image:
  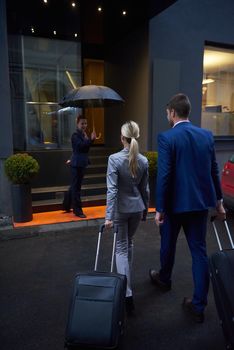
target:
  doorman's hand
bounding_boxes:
[155,211,165,226]
[91,131,97,141]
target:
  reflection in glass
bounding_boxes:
[8,35,82,150]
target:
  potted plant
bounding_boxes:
[144,151,158,208]
[4,153,39,223]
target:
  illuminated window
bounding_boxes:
[8,36,82,150]
[201,45,234,136]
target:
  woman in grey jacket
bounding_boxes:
[105,121,149,316]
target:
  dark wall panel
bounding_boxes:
[0,0,13,158]
[151,58,180,150]
[149,0,234,154]
[105,24,149,152]
[0,0,13,215]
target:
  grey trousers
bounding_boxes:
[114,211,142,297]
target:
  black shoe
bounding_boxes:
[73,210,87,218]
[125,296,135,317]
[182,297,204,323]
[149,269,171,291]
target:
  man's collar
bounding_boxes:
[173,120,190,128]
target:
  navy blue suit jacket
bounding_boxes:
[156,121,222,214]
[70,129,93,168]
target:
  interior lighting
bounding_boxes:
[53,30,57,35]
[122,10,127,16]
[66,70,77,89]
[74,33,78,38]
[71,2,76,7]
[202,78,215,84]
[43,0,48,3]
[31,27,35,33]
[97,7,102,12]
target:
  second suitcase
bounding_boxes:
[65,224,127,349]
[209,216,234,349]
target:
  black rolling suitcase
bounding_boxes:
[65,224,127,349]
[209,216,234,349]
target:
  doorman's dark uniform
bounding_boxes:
[70,129,94,215]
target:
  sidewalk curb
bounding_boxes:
[0,218,104,241]
[0,213,156,241]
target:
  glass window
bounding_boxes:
[8,35,82,150]
[201,46,234,136]
[229,154,234,163]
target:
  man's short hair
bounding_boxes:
[167,93,191,118]
[76,115,86,124]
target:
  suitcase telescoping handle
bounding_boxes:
[94,224,118,273]
[210,216,234,251]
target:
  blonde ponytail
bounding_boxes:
[129,138,139,177]
[121,121,140,178]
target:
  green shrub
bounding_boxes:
[143,151,158,178]
[4,153,39,184]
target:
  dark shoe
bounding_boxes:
[149,269,171,291]
[73,210,87,218]
[125,296,135,317]
[182,297,204,323]
[78,213,86,218]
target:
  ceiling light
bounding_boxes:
[202,78,215,84]
[53,30,56,35]
[122,10,127,16]
[66,70,77,89]
[31,27,35,33]
[98,7,102,12]
[71,2,76,7]
[43,0,48,3]
[74,33,78,38]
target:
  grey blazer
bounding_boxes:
[106,148,149,221]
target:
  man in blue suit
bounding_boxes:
[149,93,226,323]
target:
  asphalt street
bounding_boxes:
[0,212,234,350]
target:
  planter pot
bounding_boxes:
[149,175,156,208]
[11,184,33,223]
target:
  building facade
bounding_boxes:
[148,0,234,166]
[1,0,234,217]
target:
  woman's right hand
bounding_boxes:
[105,219,113,229]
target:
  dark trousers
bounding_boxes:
[62,187,72,212]
[71,166,85,213]
[159,210,209,313]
